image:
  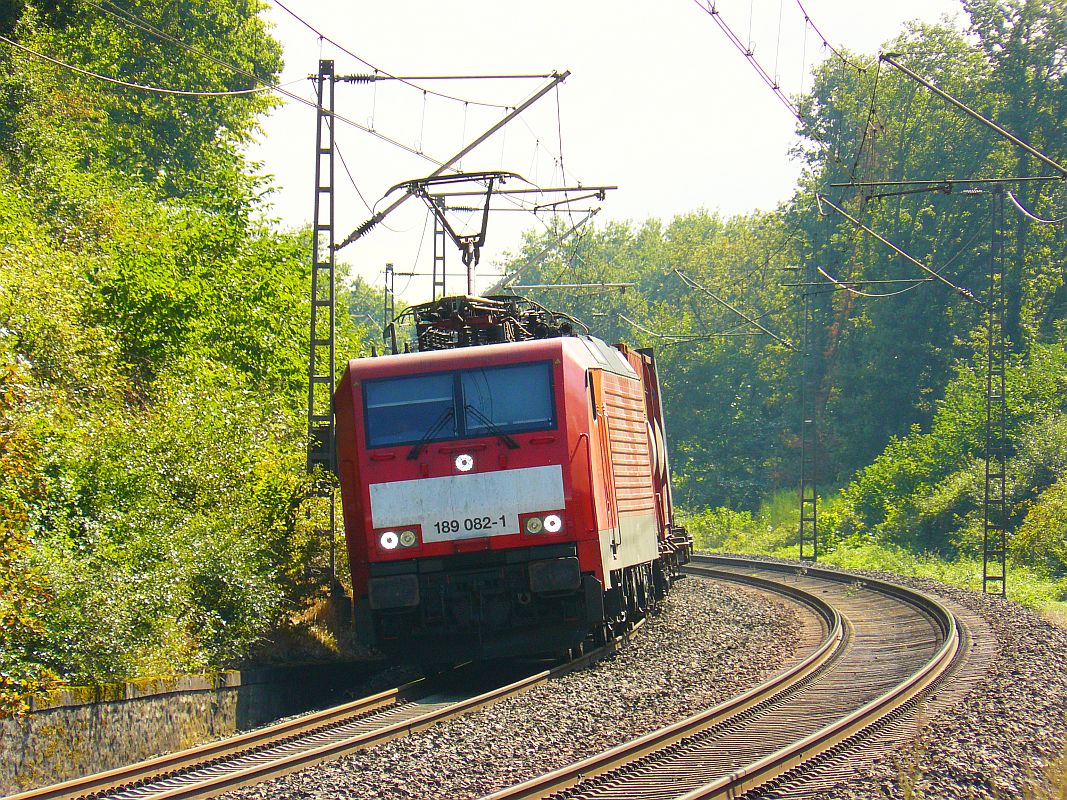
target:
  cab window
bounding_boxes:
[363,373,457,448]
[461,362,555,435]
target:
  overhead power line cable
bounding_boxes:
[848,59,882,186]
[335,138,374,214]
[269,0,523,110]
[620,312,781,348]
[691,0,803,124]
[792,0,866,73]
[336,72,570,251]
[831,176,1062,188]
[880,53,1067,178]
[487,208,599,293]
[812,219,986,299]
[816,194,981,303]
[692,0,868,147]
[86,0,448,166]
[674,269,797,350]
[0,34,282,95]
[85,0,585,254]
[347,73,557,82]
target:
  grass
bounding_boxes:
[1026,741,1067,800]
[1042,602,1067,630]
[682,490,1067,617]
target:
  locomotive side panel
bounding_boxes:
[592,367,661,581]
[624,345,690,566]
[618,346,674,536]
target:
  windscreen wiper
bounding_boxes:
[464,405,520,450]
[406,407,456,460]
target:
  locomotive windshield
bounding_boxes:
[363,373,458,448]
[363,361,555,449]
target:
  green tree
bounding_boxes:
[0,352,57,714]
[2,0,282,210]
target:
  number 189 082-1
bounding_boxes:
[434,514,507,534]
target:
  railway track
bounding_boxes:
[8,628,639,800]
[481,554,964,800]
[10,556,970,800]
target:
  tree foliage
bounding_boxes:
[2,0,1065,707]
[0,1,366,707]
[1,0,282,208]
[501,0,1065,584]
[502,211,798,509]
[0,352,57,715]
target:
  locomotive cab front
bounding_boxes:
[335,339,605,660]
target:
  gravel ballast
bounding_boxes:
[797,564,1067,800]
[223,576,803,800]
[222,555,1066,800]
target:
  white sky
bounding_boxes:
[247,0,965,301]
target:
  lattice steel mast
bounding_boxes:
[798,256,819,562]
[307,59,337,476]
[383,262,395,334]
[306,59,337,579]
[432,200,448,300]
[983,189,1008,596]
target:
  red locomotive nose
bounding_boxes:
[333,303,690,661]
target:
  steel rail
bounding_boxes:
[676,556,959,800]
[480,569,844,800]
[10,625,641,800]
[482,554,960,800]
[5,672,435,800]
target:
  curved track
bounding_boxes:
[481,554,964,800]
[11,556,970,800]
[8,627,639,800]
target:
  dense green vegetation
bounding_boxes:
[505,0,1065,605]
[0,0,362,714]
[0,0,1062,717]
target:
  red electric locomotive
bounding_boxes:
[334,296,690,659]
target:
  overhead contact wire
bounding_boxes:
[87,0,449,166]
[335,138,374,214]
[0,34,281,95]
[269,0,519,110]
[692,0,803,123]
[619,313,700,343]
[848,59,882,186]
[1006,190,1066,225]
[674,269,797,350]
[793,0,866,73]
[816,266,927,298]
[816,194,981,303]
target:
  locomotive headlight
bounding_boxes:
[379,531,399,550]
[455,453,474,472]
[524,516,544,534]
[398,529,418,548]
[543,514,563,533]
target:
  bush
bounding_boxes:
[27,363,321,682]
[0,355,57,714]
[831,342,1067,574]
[684,490,799,555]
[1014,475,1067,575]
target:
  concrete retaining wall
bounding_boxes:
[0,660,383,795]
